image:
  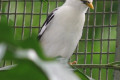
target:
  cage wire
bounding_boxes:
[0,0,120,80]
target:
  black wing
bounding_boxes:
[38,8,58,40]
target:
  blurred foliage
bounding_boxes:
[0,0,119,80]
[0,17,48,80]
[0,16,83,80]
[0,60,48,80]
[0,13,92,80]
[0,15,53,61]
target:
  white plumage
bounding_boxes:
[39,0,93,60]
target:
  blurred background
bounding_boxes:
[0,0,119,80]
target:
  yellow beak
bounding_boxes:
[86,2,94,9]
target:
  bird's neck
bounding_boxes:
[63,0,88,13]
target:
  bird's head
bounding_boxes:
[81,0,94,9]
[65,0,94,11]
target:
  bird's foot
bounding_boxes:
[69,61,77,65]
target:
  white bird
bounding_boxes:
[38,0,94,64]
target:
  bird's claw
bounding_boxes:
[69,61,77,65]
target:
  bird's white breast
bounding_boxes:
[40,6,85,59]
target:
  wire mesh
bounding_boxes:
[114,0,120,79]
[0,0,119,80]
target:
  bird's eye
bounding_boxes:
[81,0,90,4]
[86,1,90,3]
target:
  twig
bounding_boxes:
[73,64,120,70]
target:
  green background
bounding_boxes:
[0,0,118,80]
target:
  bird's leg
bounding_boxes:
[56,57,77,65]
[69,61,77,65]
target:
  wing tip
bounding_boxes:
[37,35,42,40]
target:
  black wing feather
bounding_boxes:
[38,8,58,40]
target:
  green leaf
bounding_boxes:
[0,60,48,80]
[72,66,94,80]
[74,69,89,80]
[0,16,14,44]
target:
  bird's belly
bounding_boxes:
[40,9,85,58]
[40,24,83,59]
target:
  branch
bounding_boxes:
[73,64,120,70]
